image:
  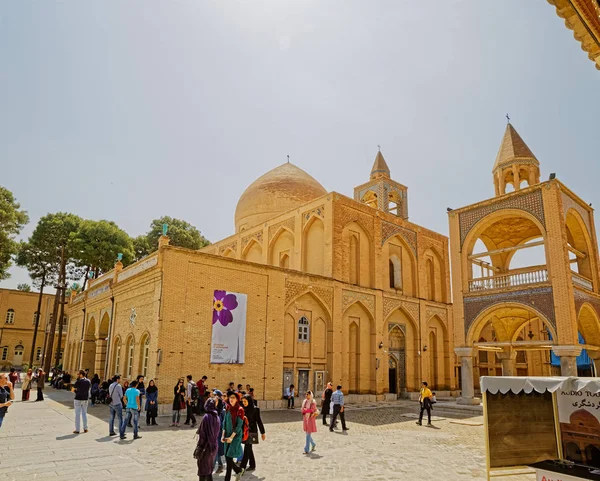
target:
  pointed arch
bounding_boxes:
[268,227,294,268]
[139,331,151,378]
[342,221,373,288]
[578,303,600,347]
[383,234,416,296]
[424,247,447,303]
[81,316,96,373]
[467,302,557,346]
[124,334,135,380]
[302,216,325,275]
[343,301,376,393]
[242,239,263,264]
[566,209,594,279]
[386,307,419,391]
[112,335,122,375]
[427,315,449,390]
[222,248,236,259]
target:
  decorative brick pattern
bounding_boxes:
[464,287,556,337]
[573,288,600,319]
[218,241,238,255]
[381,221,417,255]
[284,280,333,314]
[459,189,546,246]
[337,204,375,237]
[388,322,406,335]
[562,192,592,235]
[241,230,263,250]
[268,217,296,243]
[382,296,419,322]
[342,289,375,316]
[426,305,447,322]
[302,205,325,228]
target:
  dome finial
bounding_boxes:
[287,154,290,163]
[506,113,510,124]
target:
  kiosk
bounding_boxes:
[480,376,600,480]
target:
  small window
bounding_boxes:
[35,347,42,361]
[1,347,8,361]
[5,309,15,324]
[297,316,310,342]
[33,311,39,325]
[62,315,68,327]
[142,337,150,378]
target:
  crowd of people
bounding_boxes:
[1,365,437,481]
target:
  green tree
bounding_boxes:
[146,216,210,251]
[70,219,134,288]
[16,239,59,367]
[133,235,151,262]
[29,212,82,373]
[16,283,31,292]
[0,186,29,279]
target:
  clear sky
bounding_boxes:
[1,1,599,290]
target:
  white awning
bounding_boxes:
[480,376,600,394]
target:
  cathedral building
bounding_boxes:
[64,152,454,406]
[449,123,600,404]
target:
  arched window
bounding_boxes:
[426,258,435,301]
[140,335,150,378]
[280,252,290,269]
[126,337,135,378]
[389,255,402,289]
[32,311,39,325]
[35,347,42,361]
[62,315,68,327]
[1,346,8,361]
[298,316,310,342]
[5,309,15,324]
[114,339,122,375]
[349,233,360,285]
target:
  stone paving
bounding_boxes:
[0,388,535,481]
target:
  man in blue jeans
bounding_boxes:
[121,380,142,440]
[72,370,91,434]
[108,375,124,437]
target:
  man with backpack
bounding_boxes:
[184,374,197,427]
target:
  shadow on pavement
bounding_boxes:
[56,433,79,441]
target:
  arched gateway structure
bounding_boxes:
[449,123,600,404]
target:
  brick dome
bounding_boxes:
[235,162,326,233]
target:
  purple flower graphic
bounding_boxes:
[212,290,238,326]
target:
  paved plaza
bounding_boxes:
[1,388,534,481]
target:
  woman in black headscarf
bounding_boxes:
[240,394,265,472]
[195,397,221,481]
[145,380,158,426]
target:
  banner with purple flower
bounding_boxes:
[210,290,247,364]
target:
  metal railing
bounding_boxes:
[572,272,593,291]
[469,267,549,292]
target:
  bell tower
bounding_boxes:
[493,123,541,196]
[354,150,408,219]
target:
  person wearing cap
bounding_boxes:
[108,375,125,437]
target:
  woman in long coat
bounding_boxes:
[145,380,158,425]
[240,394,266,471]
[195,398,221,481]
[172,378,186,427]
[222,392,244,481]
